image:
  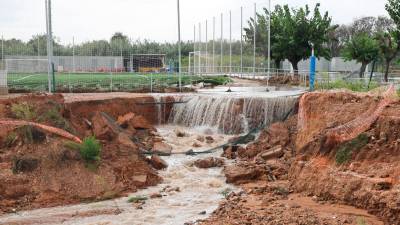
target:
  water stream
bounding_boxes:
[0,87,303,225]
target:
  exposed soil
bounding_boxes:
[201,90,399,225]
[0,94,170,213]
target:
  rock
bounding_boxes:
[132,175,148,186]
[92,112,119,140]
[260,145,284,160]
[152,142,173,155]
[197,136,205,142]
[150,193,163,199]
[224,164,264,184]
[192,142,202,148]
[150,155,168,170]
[175,129,187,137]
[130,115,154,130]
[267,123,289,146]
[117,133,137,150]
[117,112,135,128]
[205,136,215,144]
[194,157,225,169]
[222,146,238,159]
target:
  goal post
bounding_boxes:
[0,70,7,95]
[130,54,166,73]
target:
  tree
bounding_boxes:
[110,32,131,56]
[248,4,334,75]
[244,6,285,69]
[376,32,399,82]
[386,0,400,28]
[342,33,380,78]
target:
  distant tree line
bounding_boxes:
[1,0,399,80]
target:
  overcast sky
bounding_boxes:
[0,0,389,44]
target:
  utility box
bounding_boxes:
[0,70,8,95]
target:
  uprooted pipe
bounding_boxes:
[323,85,396,147]
[0,120,82,143]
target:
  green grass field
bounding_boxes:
[7,72,231,92]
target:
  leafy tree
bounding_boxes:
[245,4,334,75]
[342,33,380,78]
[375,32,399,82]
[386,0,400,28]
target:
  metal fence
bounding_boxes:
[1,0,397,94]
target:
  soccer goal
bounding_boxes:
[130,54,166,73]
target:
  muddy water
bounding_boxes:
[0,126,236,225]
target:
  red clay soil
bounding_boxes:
[0,94,169,213]
[201,91,399,225]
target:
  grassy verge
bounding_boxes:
[317,80,379,92]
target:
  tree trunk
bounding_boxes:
[290,61,299,76]
[274,60,281,72]
[359,63,367,78]
[384,61,390,83]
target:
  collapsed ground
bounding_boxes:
[0,94,172,213]
[200,90,400,225]
[0,86,399,225]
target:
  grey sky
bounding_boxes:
[0,0,389,44]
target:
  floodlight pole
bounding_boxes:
[213,17,216,74]
[220,13,223,74]
[240,7,243,77]
[205,20,208,74]
[267,0,271,87]
[193,25,196,74]
[253,3,256,79]
[45,0,54,93]
[72,36,75,73]
[198,23,201,75]
[229,10,232,75]
[1,35,4,62]
[177,0,182,91]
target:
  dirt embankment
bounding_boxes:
[0,94,173,213]
[201,91,399,225]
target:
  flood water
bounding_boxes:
[0,126,237,225]
[0,86,303,225]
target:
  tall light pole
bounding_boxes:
[177,0,182,91]
[240,7,243,77]
[253,3,257,78]
[267,0,271,87]
[45,0,54,93]
[213,17,215,73]
[193,25,196,74]
[229,10,232,75]
[220,13,223,73]
[198,22,201,74]
[205,20,208,74]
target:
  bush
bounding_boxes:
[11,102,36,120]
[79,136,102,162]
[4,132,17,147]
[39,107,74,133]
[335,133,369,165]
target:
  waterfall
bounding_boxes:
[168,95,298,134]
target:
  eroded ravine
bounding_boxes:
[0,125,237,225]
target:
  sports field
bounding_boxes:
[7,72,231,92]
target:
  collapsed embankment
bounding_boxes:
[0,94,176,213]
[201,90,399,225]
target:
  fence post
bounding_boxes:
[253,3,257,79]
[240,7,243,78]
[220,13,223,74]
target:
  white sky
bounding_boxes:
[0,0,389,44]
